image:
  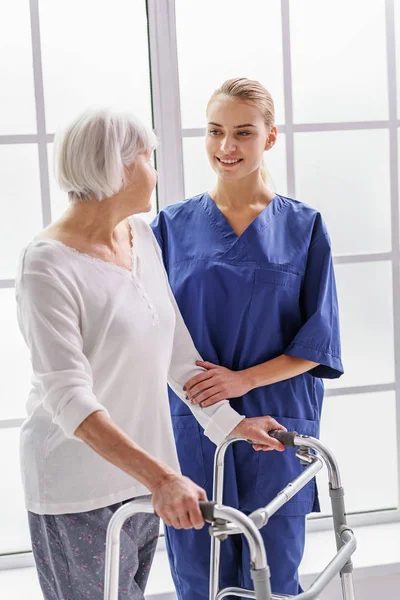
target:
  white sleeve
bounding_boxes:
[148,228,245,446]
[16,247,108,438]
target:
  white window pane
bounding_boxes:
[290,0,388,123]
[0,289,32,420]
[183,136,287,199]
[315,392,398,515]
[0,1,36,134]
[265,133,287,197]
[294,129,391,255]
[326,262,395,390]
[176,0,285,129]
[47,143,69,222]
[39,0,152,133]
[0,145,43,279]
[182,137,218,199]
[394,1,400,116]
[0,429,31,553]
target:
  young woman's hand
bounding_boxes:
[230,416,286,452]
[184,361,251,407]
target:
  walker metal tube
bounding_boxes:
[215,588,294,600]
[103,499,154,600]
[341,571,356,600]
[210,437,243,600]
[213,504,271,600]
[293,529,357,600]
[215,587,256,600]
[216,588,256,600]
[249,456,323,528]
[276,433,357,599]
[211,455,323,537]
[213,506,267,570]
[292,435,342,489]
[212,438,238,503]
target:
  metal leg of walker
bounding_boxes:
[295,436,356,600]
[103,499,155,600]
[208,432,357,600]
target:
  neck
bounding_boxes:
[57,195,135,247]
[210,173,275,210]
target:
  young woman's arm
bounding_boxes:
[185,355,318,407]
[185,229,343,407]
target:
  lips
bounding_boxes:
[216,157,243,165]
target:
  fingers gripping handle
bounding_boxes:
[155,501,216,522]
[268,430,298,448]
[199,501,217,522]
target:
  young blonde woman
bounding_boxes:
[152,78,343,597]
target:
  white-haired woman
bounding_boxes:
[16,109,285,600]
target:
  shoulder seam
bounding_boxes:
[309,232,329,250]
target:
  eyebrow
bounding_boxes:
[208,122,256,129]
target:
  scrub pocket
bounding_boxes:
[256,415,318,514]
[248,267,302,333]
[171,414,207,488]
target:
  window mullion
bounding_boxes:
[146,0,185,209]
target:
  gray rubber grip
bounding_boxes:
[268,430,298,448]
[199,501,217,522]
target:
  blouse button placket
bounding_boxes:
[132,275,159,325]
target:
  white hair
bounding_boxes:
[54,108,157,202]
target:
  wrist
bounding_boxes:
[230,416,247,438]
[241,366,259,390]
[145,463,177,493]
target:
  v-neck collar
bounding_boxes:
[200,191,286,244]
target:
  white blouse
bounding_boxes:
[16,216,244,515]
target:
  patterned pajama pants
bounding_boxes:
[28,496,160,600]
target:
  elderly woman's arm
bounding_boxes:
[74,411,206,528]
[16,246,206,529]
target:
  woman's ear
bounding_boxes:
[265,126,278,151]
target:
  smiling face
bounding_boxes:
[206,95,276,183]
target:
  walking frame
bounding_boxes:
[103,430,357,600]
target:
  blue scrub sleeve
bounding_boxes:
[150,213,167,266]
[284,232,344,379]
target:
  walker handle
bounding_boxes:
[268,429,298,448]
[199,501,217,522]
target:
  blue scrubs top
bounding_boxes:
[151,192,343,516]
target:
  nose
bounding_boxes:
[220,135,237,154]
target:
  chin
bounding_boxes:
[140,202,152,214]
[219,171,242,182]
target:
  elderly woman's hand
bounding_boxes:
[151,473,207,530]
[184,360,251,407]
[231,416,287,452]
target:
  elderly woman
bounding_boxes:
[16,109,285,600]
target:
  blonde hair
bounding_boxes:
[207,78,275,184]
[54,108,157,202]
